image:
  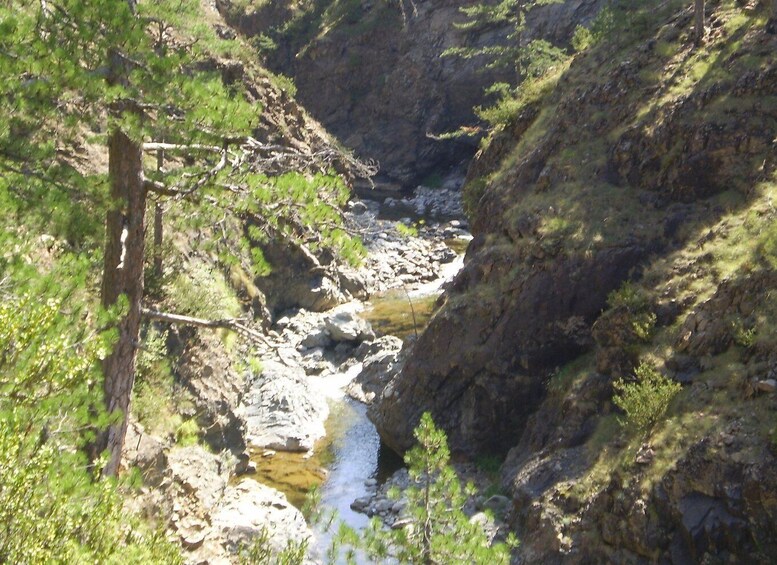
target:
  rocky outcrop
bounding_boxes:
[372,0,777,455]
[346,336,405,404]
[219,0,606,189]
[176,330,247,452]
[369,3,777,563]
[210,481,310,559]
[370,244,649,455]
[254,236,353,316]
[126,444,311,563]
[241,359,329,452]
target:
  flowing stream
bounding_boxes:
[242,194,470,559]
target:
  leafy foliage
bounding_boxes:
[613,362,681,433]
[167,261,242,320]
[0,294,180,562]
[238,527,308,565]
[607,282,657,342]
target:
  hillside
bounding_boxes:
[370,0,777,561]
[0,0,375,561]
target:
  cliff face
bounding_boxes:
[369,1,777,562]
[218,0,605,190]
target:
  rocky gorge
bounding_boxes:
[128,1,777,563]
[123,182,473,563]
[217,0,608,190]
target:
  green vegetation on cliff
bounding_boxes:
[0,294,180,562]
[371,0,777,561]
[487,0,777,560]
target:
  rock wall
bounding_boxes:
[369,2,777,562]
[219,0,606,189]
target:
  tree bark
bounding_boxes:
[95,128,146,476]
[153,149,163,279]
[695,0,705,46]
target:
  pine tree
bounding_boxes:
[0,0,373,475]
[444,0,565,82]
[329,413,518,564]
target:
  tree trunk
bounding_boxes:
[95,128,146,476]
[695,0,705,46]
[152,148,164,280]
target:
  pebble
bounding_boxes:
[374,499,393,513]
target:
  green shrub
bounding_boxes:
[607,281,648,311]
[608,281,657,341]
[167,261,242,320]
[571,25,594,52]
[176,419,201,447]
[266,71,297,97]
[238,527,308,565]
[731,320,757,348]
[613,362,681,434]
[396,221,419,238]
[475,454,503,475]
[475,58,569,129]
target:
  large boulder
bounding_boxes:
[161,446,313,562]
[324,310,375,343]
[347,336,404,404]
[240,359,329,452]
[253,237,348,316]
[122,420,168,487]
[210,481,311,557]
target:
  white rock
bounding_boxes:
[241,360,329,452]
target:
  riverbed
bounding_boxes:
[240,189,471,558]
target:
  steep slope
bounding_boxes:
[217,0,605,190]
[370,0,777,561]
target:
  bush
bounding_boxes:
[613,362,681,433]
[607,281,656,342]
[238,527,307,565]
[167,261,242,320]
[396,221,419,238]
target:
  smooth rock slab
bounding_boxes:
[324,310,375,343]
[211,481,311,557]
[241,359,329,452]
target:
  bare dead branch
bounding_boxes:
[141,307,270,346]
[143,142,223,153]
